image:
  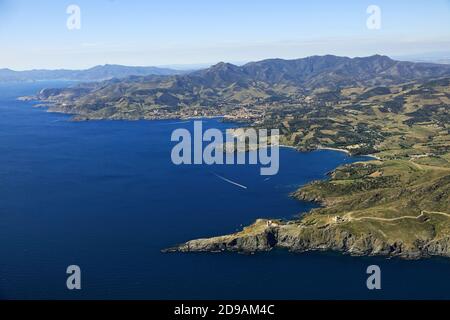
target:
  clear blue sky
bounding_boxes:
[1,0,450,70]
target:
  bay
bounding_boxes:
[0,82,449,300]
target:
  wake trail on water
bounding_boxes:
[213,173,248,190]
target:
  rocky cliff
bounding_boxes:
[164,159,450,260]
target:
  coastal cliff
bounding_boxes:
[163,218,450,259]
[165,159,450,259]
[164,220,442,259]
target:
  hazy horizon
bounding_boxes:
[2,51,450,72]
[1,0,450,70]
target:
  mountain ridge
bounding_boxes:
[30,54,450,121]
[0,64,182,82]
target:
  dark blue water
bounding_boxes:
[1,82,450,300]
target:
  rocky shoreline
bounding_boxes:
[164,158,450,260]
[162,218,450,260]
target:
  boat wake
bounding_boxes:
[213,173,248,190]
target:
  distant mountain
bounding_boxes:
[187,54,450,89]
[33,55,450,120]
[0,64,182,82]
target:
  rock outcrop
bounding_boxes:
[163,218,450,260]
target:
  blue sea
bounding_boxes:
[1,82,450,300]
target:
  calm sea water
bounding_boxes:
[1,82,450,300]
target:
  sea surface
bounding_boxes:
[1,82,450,300]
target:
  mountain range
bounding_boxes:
[190,54,450,88]
[32,54,450,120]
[0,64,181,82]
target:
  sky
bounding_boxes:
[1,0,450,70]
